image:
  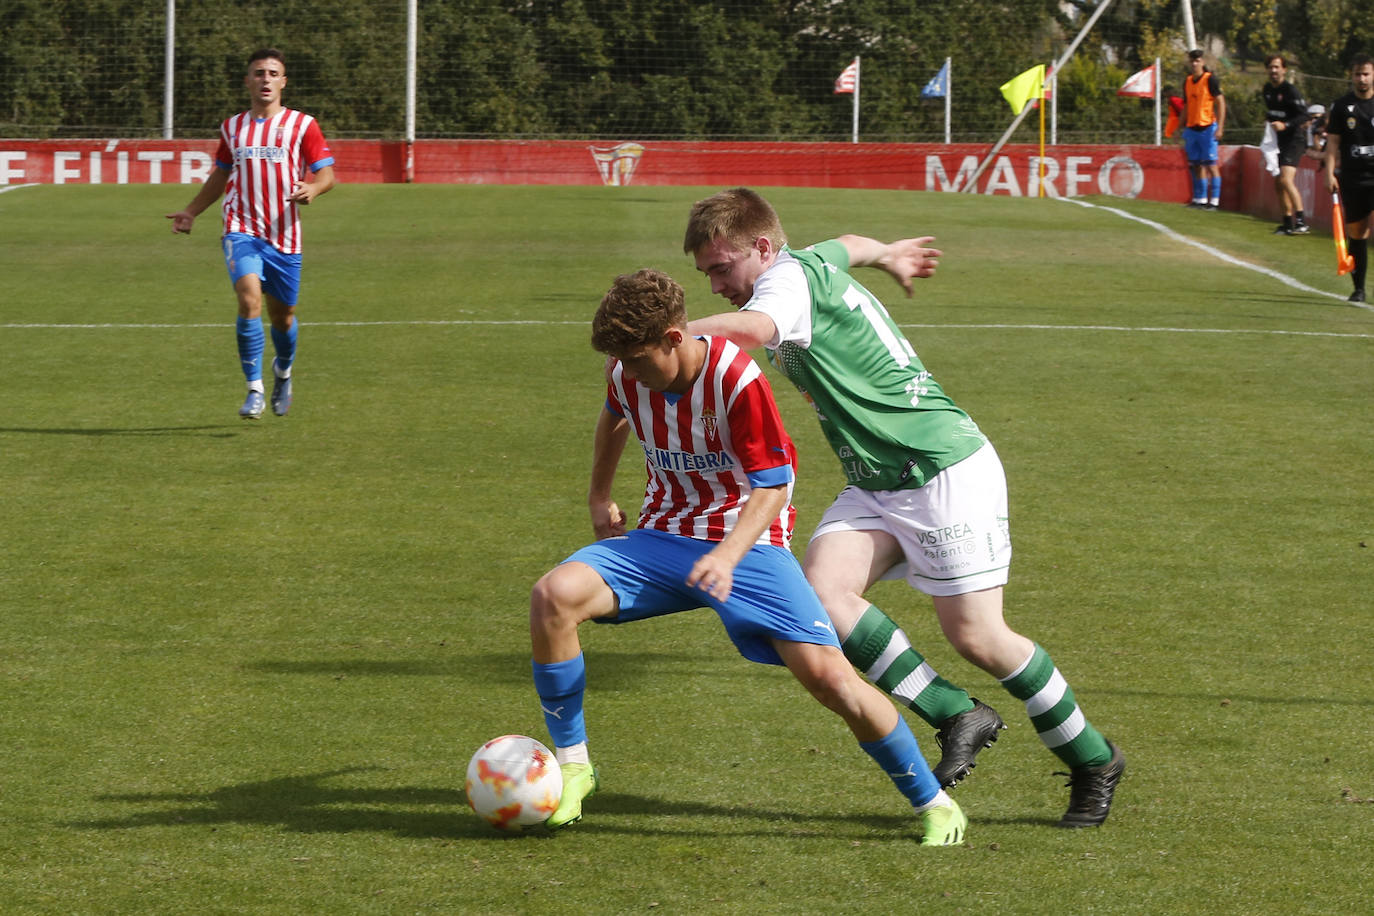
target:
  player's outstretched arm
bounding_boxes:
[685,309,778,349]
[837,234,941,297]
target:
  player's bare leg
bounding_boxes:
[529,562,616,827]
[234,274,267,418]
[773,639,965,846]
[805,529,1003,786]
[935,589,1124,827]
[265,296,296,416]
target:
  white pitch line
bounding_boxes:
[898,323,1374,340]
[1063,196,1374,313]
[5,194,1372,333]
[0,320,585,329]
[3,319,1371,340]
[0,183,39,195]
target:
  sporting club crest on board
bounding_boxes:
[590,143,645,186]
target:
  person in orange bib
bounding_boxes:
[1182,50,1226,209]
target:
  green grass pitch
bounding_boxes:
[1,183,1371,914]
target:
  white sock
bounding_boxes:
[914,789,953,812]
[555,743,589,766]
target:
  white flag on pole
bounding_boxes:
[834,58,859,94]
[1117,63,1157,98]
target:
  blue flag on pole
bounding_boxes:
[921,60,949,98]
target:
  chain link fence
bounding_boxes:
[4,0,1339,145]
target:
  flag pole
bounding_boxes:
[1153,57,1161,146]
[851,56,861,144]
[963,0,1117,192]
[943,57,952,144]
[1050,67,1057,146]
[1039,83,1046,197]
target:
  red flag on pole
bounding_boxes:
[1117,63,1157,98]
[834,58,859,94]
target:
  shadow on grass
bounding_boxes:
[72,768,496,840]
[0,425,238,437]
[72,769,1043,839]
[1093,686,1374,707]
[244,649,736,691]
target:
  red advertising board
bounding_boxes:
[0,137,1318,225]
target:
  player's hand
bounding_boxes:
[686,551,736,601]
[879,237,942,296]
[288,181,315,204]
[166,211,195,234]
[590,499,627,540]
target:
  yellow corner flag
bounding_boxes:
[1000,64,1045,114]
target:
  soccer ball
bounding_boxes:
[465,734,563,830]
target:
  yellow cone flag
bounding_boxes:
[1000,64,1045,114]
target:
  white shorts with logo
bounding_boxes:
[810,441,1011,597]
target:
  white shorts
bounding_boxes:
[810,442,1011,597]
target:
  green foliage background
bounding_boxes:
[3,0,1373,142]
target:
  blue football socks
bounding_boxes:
[236,316,265,384]
[270,320,298,375]
[859,716,941,808]
[532,654,589,748]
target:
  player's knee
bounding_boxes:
[529,568,582,630]
[949,637,1001,672]
[801,660,864,717]
[805,576,864,625]
[236,292,263,318]
[530,564,606,632]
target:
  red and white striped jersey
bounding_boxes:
[214,108,333,254]
[607,335,798,547]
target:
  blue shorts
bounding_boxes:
[1184,123,1219,165]
[565,528,839,666]
[222,233,302,307]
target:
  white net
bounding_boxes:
[1,0,1366,143]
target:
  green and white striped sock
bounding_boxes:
[842,604,975,727]
[1000,643,1111,768]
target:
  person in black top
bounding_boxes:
[1326,55,1374,302]
[1263,55,1311,234]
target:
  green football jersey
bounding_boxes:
[748,240,986,490]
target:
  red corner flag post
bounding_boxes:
[1117,63,1157,98]
[834,57,860,143]
[1118,61,1162,145]
[1333,191,1356,275]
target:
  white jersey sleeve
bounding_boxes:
[744,252,814,349]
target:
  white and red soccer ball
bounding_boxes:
[465,734,562,830]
